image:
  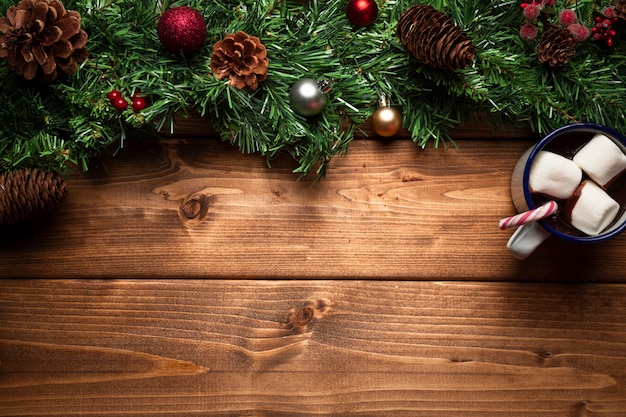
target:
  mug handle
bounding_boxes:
[506,221,551,259]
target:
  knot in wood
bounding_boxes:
[181,198,202,219]
[295,306,315,326]
[285,305,316,333]
[178,194,215,226]
[538,350,553,359]
[284,298,331,334]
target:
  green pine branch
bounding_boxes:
[2,0,626,179]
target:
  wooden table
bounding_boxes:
[2,122,626,415]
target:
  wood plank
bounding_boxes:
[1,279,625,416]
[1,136,625,280]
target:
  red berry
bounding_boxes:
[523,4,541,20]
[603,6,616,18]
[112,97,128,111]
[107,90,122,101]
[520,23,539,41]
[558,9,577,26]
[132,97,147,112]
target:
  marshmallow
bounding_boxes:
[529,151,582,199]
[573,133,626,189]
[565,180,620,236]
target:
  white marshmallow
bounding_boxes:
[567,180,620,236]
[529,151,582,199]
[573,133,626,188]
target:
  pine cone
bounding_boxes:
[537,27,576,67]
[0,0,89,83]
[615,0,626,20]
[0,169,68,224]
[210,31,269,91]
[396,4,475,71]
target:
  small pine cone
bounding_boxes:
[537,27,576,67]
[210,31,269,91]
[396,4,476,71]
[0,169,68,224]
[0,0,89,83]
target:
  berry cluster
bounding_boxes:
[107,90,148,113]
[520,1,591,43]
[592,6,620,47]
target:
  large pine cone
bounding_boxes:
[0,169,68,224]
[396,4,475,71]
[210,31,269,91]
[0,0,89,82]
[537,27,576,67]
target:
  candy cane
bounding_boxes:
[499,200,559,230]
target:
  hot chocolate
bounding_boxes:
[530,129,626,237]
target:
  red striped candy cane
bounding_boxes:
[499,200,559,230]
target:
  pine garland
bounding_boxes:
[1,0,626,180]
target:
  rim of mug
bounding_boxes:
[522,122,626,243]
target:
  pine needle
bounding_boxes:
[2,0,626,179]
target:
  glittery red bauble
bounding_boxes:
[346,0,379,26]
[157,6,207,55]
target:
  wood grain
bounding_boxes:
[1,279,626,416]
[1,134,625,280]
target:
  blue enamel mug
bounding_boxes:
[507,123,626,259]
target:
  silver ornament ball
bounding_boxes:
[289,78,327,117]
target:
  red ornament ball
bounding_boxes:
[157,6,207,55]
[346,0,379,26]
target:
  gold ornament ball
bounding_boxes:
[372,107,402,137]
